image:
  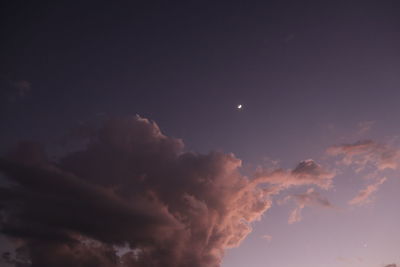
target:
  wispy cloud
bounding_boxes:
[348,177,387,206]
[281,188,334,224]
[261,235,272,242]
[255,159,336,190]
[328,139,399,207]
[336,256,364,264]
[327,140,400,172]
[9,80,31,98]
[357,121,375,136]
[0,76,32,103]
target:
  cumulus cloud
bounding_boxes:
[348,177,387,206]
[0,115,335,267]
[327,140,400,172]
[282,188,334,224]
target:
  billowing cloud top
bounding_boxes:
[0,116,335,267]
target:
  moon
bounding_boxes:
[237,104,243,110]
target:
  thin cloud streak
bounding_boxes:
[283,188,334,224]
[348,177,387,206]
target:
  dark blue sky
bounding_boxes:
[2,2,400,162]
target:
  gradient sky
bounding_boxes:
[1,1,400,267]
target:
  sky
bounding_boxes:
[1,1,400,267]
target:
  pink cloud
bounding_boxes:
[261,234,272,242]
[282,188,334,224]
[327,140,400,172]
[349,177,387,206]
[254,159,336,190]
[0,115,336,267]
[336,256,364,264]
[357,121,375,136]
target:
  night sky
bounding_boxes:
[1,1,400,267]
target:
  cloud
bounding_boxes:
[254,159,335,190]
[0,115,334,267]
[357,121,375,136]
[9,80,31,98]
[348,177,387,206]
[0,77,31,102]
[384,264,397,267]
[261,235,272,242]
[336,256,363,264]
[283,188,334,224]
[327,140,400,172]
[328,140,398,206]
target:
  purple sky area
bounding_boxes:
[1,1,400,266]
